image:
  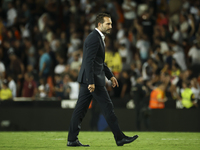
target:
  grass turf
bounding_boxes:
[0,132,200,150]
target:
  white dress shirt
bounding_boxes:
[95,28,105,46]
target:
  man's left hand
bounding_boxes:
[110,77,119,88]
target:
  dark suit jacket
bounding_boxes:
[77,29,114,86]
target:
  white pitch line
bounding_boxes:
[53,138,66,140]
[161,138,200,140]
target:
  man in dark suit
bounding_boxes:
[67,13,138,147]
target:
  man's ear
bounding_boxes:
[98,22,101,28]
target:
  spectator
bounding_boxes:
[20,24,30,38]
[118,44,128,61]
[38,13,49,32]
[2,41,14,66]
[6,2,17,27]
[7,49,24,97]
[67,33,82,63]
[133,53,142,72]
[68,75,79,100]
[118,32,131,63]
[172,25,183,45]
[129,62,140,87]
[142,58,157,81]
[7,74,17,98]
[54,74,64,100]
[118,44,129,69]
[188,41,200,65]
[164,50,173,69]
[171,63,181,77]
[32,25,43,48]
[59,31,68,52]
[26,64,39,84]
[180,14,189,40]
[120,70,131,99]
[170,41,187,71]
[188,14,196,40]
[181,81,198,109]
[190,77,200,101]
[38,48,51,78]
[156,11,168,27]
[24,39,36,67]
[176,70,191,92]
[0,61,6,79]
[63,74,71,99]
[141,11,155,42]
[136,34,150,63]
[13,40,24,63]
[54,54,66,75]
[0,80,12,100]
[105,48,122,75]
[154,37,169,57]
[116,23,125,41]
[149,82,167,109]
[122,0,137,29]
[70,53,82,72]
[130,76,149,131]
[22,73,37,98]
[18,3,31,24]
[7,49,24,77]
[38,78,49,98]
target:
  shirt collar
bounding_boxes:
[95,28,105,41]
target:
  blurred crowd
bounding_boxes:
[0,0,200,109]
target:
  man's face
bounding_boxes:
[99,17,112,35]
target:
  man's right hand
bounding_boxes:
[88,84,95,93]
[110,77,119,88]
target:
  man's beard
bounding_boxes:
[102,29,111,35]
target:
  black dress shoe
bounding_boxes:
[67,139,90,147]
[116,135,139,146]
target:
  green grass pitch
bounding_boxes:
[0,132,200,150]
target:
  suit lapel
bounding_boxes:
[93,30,105,51]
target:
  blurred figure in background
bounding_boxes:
[62,74,71,99]
[54,74,63,100]
[24,39,36,68]
[22,73,37,99]
[8,49,24,79]
[172,25,183,45]
[7,74,17,98]
[0,80,12,101]
[54,54,66,75]
[7,48,24,97]
[131,76,150,131]
[190,77,200,101]
[38,78,50,99]
[0,60,6,80]
[181,81,198,109]
[6,2,17,27]
[70,53,82,72]
[136,34,150,63]
[149,82,167,109]
[122,0,137,29]
[188,40,200,66]
[39,48,51,78]
[26,64,39,84]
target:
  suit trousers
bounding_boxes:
[68,83,125,142]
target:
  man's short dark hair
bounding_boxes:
[95,13,111,27]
